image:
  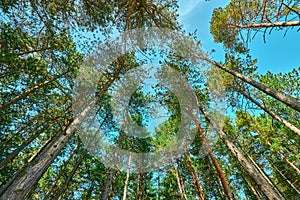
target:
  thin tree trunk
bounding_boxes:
[184,142,205,200]
[265,141,300,174]
[44,144,79,200]
[102,104,130,200]
[101,131,124,200]
[228,20,300,29]
[246,155,284,198]
[191,53,300,112]
[238,88,300,137]
[189,111,235,200]
[0,72,67,111]
[0,70,120,199]
[136,173,146,200]
[122,152,132,200]
[174,162,188,200]
[53,157,83,199]
[0,125,48,169]
[178,167,188,199]
[241,172,263,200]
[272,164,300,196]
[200,105,285,200]
[157,172,160,200]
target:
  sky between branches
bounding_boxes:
[178,0,300,74]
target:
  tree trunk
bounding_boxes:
[0,125,47,169]
[192,53,300,112]
[190,111,235,200]
[246,154,284,198]
[0,70,120,199]
[52,157,83,200]
[241,172,263,200]
[157,172,160,200]
[272,164,300,196]
[122,152,132,200]
[237,88,300,137]
[265,141,300,174]
[184,143,205,200]
[174,162,188,200]
[228,20,300,29]
[200,106,285,200]
[44,144,79,199]
[0,71,68,111]
[101,131,124,200]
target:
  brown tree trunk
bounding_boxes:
[228,20,300,29]
[0,125,47,169]
[190,112,235,200]
[136,173,146,200]
[237,88,300,137]
[44,144,79,199]
[53,157,83,199]
[0,71,120,199]
[200,106,285,200]
[174,162,188,200]
[184,143,205,200]
[0,71,68,111]
[192,53,300,112]
[272,164,300,196]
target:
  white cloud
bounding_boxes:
[178,0,203,17]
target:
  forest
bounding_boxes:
[0,0,299,199]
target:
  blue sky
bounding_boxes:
[178,0,300,74]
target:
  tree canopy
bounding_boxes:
[1,0,299,199]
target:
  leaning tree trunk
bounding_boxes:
[44,144,79,199]
[0,71,69,111]
[184,142,205,200]
[237,87,300,137]
[174,162,188,200]
[0,71,120,199]
[190,112,235,200]
[192,53,300,112]
[53,157,83,200]
[272,164,300,196]
[228,20,300,29]
[0,124,49,169]
[122,152,132,200]
[200,106,285,200]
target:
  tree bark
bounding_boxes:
[122,152,132,200]
[0,70,120,199]
[237,88,300,137]
[190,112,235,200]
[184,143,205,200]
[228,20,300,29]
[192,53,300,112]
[200,106,285,200]
[0,125,47,169]
[44,144,79,199]
[52,157,83,200]
[0,71,68,111]
[174,162,188,200]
